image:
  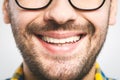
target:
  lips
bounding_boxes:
[35,31,86,54]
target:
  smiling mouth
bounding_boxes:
[36,34,86,45]
[34,31,87,54]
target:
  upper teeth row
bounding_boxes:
[42,36,80,44]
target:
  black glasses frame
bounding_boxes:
[15,0,106,11]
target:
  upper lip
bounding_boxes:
[35,31,87,39]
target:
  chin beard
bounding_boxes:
[21,47,100,80]
[10,14,107,80]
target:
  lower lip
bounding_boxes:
[37,37,81,55]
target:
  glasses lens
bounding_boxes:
[16,0,50,9]
[70,0,104,10]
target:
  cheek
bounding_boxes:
[87,11,109,41]
[9,0,44,26]
[83,1,110,30]
[84,10,109,33]
[12,11,45,29]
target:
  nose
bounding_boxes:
[44,0,77,24]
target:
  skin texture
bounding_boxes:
[3,0,117,80]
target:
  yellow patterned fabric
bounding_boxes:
[95,63,115,80]
[9,65,23,80]
[6,63,115,80]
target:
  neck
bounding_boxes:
[23,62,96,80]
[83,63,96,80]
[23,62,36,80]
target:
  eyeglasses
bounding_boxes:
[15,0,106,11]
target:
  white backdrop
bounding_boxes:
[0,0,120,80]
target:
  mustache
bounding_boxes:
[26,21,95,35]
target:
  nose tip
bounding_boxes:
[44,1,77,24]
[44,11,76,24]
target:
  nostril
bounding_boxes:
[44,11,77,25]
[43,4,77,24]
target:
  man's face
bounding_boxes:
[3,0,116,80]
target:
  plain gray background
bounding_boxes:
[0,0,120,80]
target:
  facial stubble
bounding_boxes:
[8,7,108,80]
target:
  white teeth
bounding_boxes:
[42,36,80,44]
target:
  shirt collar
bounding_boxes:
[9,63,114,80]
